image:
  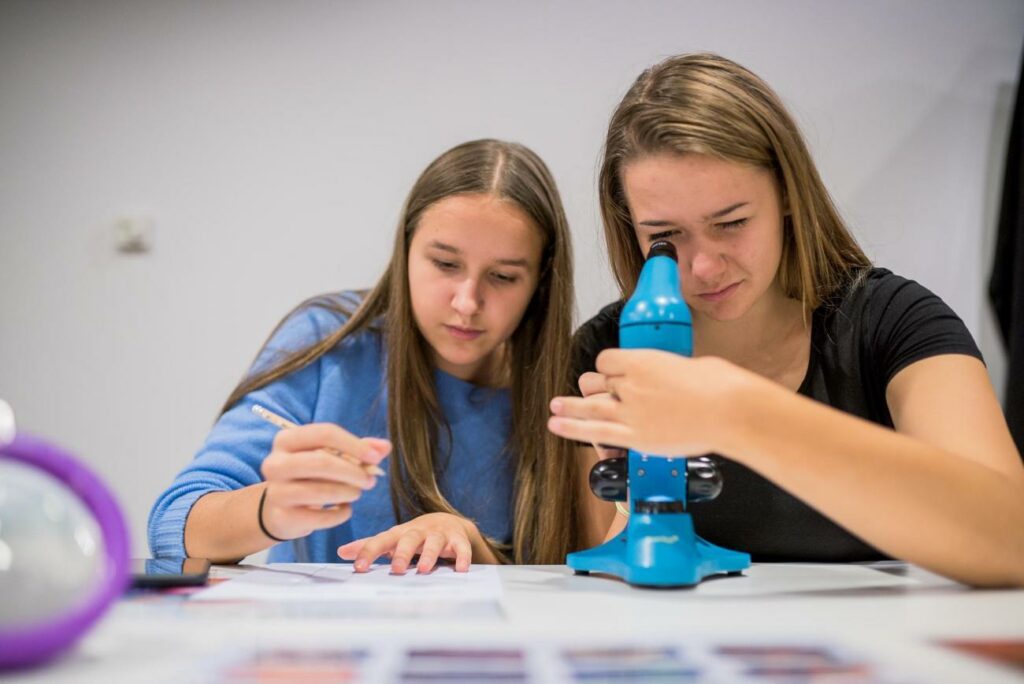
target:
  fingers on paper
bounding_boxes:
[415,532,448,574]
[390,529,427,575]
[347,528,402,573]
[336,537,368,562]
[451,536,472,573]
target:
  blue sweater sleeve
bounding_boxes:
[147,300,353,558]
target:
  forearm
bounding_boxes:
[184,485,276,563]
[727,379,1024,587]
[603,507,628,543]
[574,446,619,548]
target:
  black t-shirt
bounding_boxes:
[571,268,983,561]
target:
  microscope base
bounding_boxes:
[566,512,750,587]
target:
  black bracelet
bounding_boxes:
[257,487,288,543]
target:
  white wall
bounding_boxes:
[1,0,1021,557]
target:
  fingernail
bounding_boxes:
[550,399,562,413]
[355,560,367,572]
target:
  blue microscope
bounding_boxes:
[567,240,751,587]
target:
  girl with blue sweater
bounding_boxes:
[149,139,581,572]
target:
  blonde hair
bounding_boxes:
[600,53,870,314]
[223,139,581,564]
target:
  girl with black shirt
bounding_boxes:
[548,54,1024,587]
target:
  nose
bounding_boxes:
[451,277,482,318]
[689,246,726,285]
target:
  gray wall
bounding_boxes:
[2,0,1022,557]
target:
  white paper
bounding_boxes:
[191,562,503,603]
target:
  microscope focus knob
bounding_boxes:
[588,456,628,502]
[634,499,685,514]
[686,457,723,503]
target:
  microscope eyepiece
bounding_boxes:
[647,240,677,261]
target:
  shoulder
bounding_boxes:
[827,268,967,332]
[575,300,625,343]
[253,290,378,372]
[239,289,384,422]
[834,267,934,309]
[282,290,368,341]
[821,267,982,382]
[571,300,625,382]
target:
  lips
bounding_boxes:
[697,281,740,302]
[445,324,484,341]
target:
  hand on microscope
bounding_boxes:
[551,347,763,459]
[577,371,625,461]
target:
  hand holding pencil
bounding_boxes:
[252,405,386,476]
[253,404,391,541]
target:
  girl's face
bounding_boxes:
[622,153,786,323]
[408,193,543,384]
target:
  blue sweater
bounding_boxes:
[148,292,515,562]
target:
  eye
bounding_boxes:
[490,271,520,285]
[717,218,748,231]
[648,229,680,242]
[431,258,459,272]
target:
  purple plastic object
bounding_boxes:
[0,433,130,670]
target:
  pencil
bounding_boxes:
[251,404,386,477]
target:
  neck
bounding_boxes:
[467,343,511,388]
[692,282,807,369]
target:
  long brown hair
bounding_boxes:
[599,53,871,314]
[222,139,580,564]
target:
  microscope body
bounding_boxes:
[566,241,750,587]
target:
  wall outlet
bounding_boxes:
[113,216,154,254]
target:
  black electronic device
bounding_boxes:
[130,557,211,588]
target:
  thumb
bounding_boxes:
[595,348,631,376]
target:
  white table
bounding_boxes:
[7,562,1024,683]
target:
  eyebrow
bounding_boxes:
[637,202,749,227]
[427,240,530,267]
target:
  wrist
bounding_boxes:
[710,360,770,462]
[257,487,288,543]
